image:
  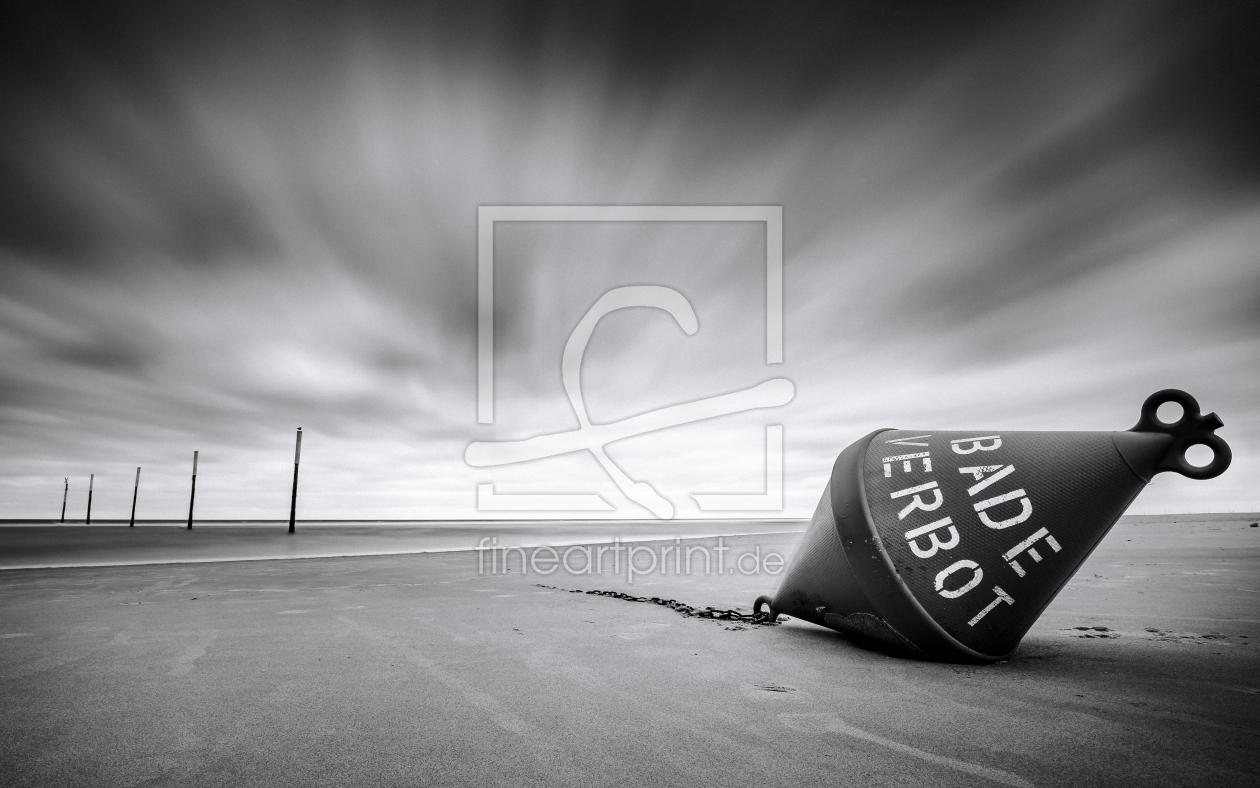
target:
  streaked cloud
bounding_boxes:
[1,1,1256,519]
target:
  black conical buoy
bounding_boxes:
[755,389,1231,662]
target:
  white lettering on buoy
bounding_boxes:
[890,481,944,520]
[958,464,1015,496]
[950,436,1002,454]
[886,434,931,447]
[1002,527,1062,577]
[973,489,1033,529]
[958,464,1002,480]
[967,586,1015,626]
[904,516,960,558]
[883,451,931,477]
[935,559,983,598]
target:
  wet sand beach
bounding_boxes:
[1,517,1257,787]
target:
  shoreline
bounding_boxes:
[3,514,1257,572]
[0,530,802,572]
[4,511,1254,527]
[0,522,808,572]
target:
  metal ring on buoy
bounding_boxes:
[753,595,778,623]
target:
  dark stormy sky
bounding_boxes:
[1,0,1257,520]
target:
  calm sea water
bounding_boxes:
[0,520,807,569]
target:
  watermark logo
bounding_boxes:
[475,536,785,583]
[465,206,792,518]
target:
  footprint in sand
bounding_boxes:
[169,630,217,676]
[617,622,671,640]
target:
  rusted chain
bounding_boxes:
[536,584,780,625]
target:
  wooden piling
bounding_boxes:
[289,428,302,533]
[187,451,198,530]
[129,467,140,527]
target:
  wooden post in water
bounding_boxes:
[86,474,94,525]
[187,451,198,530]
[60,478,68,523]
[129,467,141,527]
[288,428,302,533]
